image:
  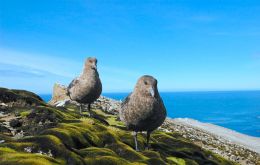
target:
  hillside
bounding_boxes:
[0,87,237,165]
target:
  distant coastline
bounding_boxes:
[162,118,260,164]
[169,118,260,153]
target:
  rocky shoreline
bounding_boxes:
[161,119,260,165]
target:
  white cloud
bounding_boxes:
[0,47,81,78]
[0,47,142,93]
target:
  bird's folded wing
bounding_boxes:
[122,93,132,107]
[67,77,80,94]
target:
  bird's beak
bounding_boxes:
[91,64,97,70]
[149,86,155,97]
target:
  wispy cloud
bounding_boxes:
[0,69,44,78]
[0,47,141,77]
[0,47,80,78]
[0,62,72,94]
[0,62,69,78]
[0,47,142,93]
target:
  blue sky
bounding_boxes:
[0,0,260,94]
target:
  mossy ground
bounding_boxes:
[0,93,237,165]
[1,108,237,165]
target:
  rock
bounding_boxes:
[48,83,121,115]
[27,108,57,123]
[0,124,11,134]
[0,103,7,107]
[48,83,70,105]
[92,96,121,115]
[161,118,260,165]
[9,119,22,127]
[54,99,70,107]
[0,87,45,107]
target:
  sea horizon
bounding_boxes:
[39,89,260,96]
[40,90,260,138]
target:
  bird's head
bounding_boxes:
[135,75,158,97]
[85,57,98,70]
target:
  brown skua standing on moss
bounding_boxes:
[120,75,167,151]
[67,57,102,115]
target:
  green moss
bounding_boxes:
[64,103,79,111]
[85,156,131,165]
[35,106,79,121]
[0,152,62,165]
[12,89,44,102]
[42,122,104,148]
[118,131,146,150]
[183,159,199,165]
[0,134,13,142]
[167,157,186,165]
[0,145,63,165]
[0,147,16,153]
[1,142,37,152]
[92,109,107,118]
[210,153,237,165]
[92,109,125,127]
[141,150,162,159]
[21,135,66,156]
[79,147,117,157]
[20,111,31,117]
[145,158,167,165]
[42,128,76,147]
[106,141,148,162]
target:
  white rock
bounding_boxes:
[0,103,8,107]
[55,99,70,107]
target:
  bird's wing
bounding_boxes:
[121,93,132,107]
[120,93,132,121]
[67,77,79,94]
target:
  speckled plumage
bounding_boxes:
[120,75,166,150]
[67,57,102,114]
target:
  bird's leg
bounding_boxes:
[79,104,82,114]
[146,131,151,150]
[88,103,92,117]
[133,131,139,151]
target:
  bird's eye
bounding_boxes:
[144,81,148,85]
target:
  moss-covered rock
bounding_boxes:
[0,87,45,107]
[0,146,64,165]
[0,88,237,165]
[84,155,131,165]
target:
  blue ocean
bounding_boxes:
[40,91,260,137]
